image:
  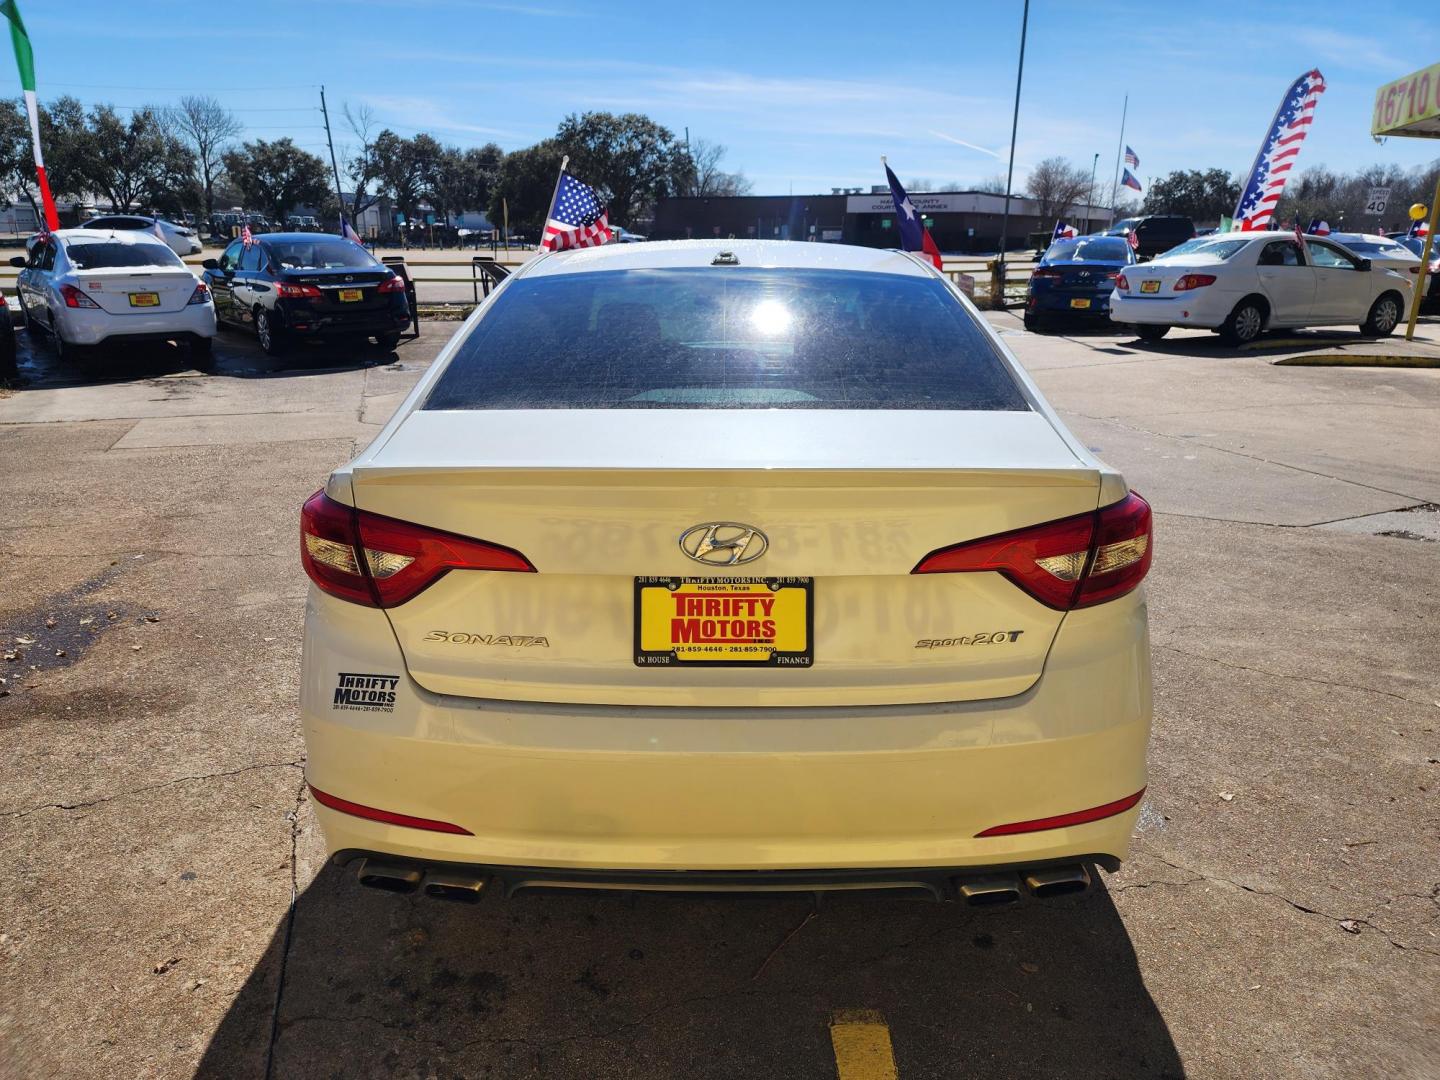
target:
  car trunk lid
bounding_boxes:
[73,268,197,314]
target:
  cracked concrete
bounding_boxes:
[2,315,1439,1079]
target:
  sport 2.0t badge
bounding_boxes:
[678,522,768,566]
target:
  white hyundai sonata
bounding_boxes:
[300,240,1153,905]
[1109,231,1411,344]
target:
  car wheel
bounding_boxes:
[190,336,215,372]
[374,331,402,350]
[1136,324,1170,342]
[1360,293,1402,338]
[255,309,287,357]
[1220,300,1266,345]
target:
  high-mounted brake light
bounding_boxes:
[912,492,1152,610]
[300,489,535,607]
[1173,273,1216,291]
[309,784,473,835]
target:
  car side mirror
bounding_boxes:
[201,258,219,270]
[9,255,25,268]
[1356,257,1372,271]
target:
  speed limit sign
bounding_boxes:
[1366,187,1391,215]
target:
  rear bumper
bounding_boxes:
[1109,290,1238,328]
[302,589,1151,873]
[1029,290,1114,315]
[61,303,216,345]
[277,299,410,336]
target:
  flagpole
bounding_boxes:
[995,0,1029,296]
[540,154,569,251]
[1108,95,1127,227]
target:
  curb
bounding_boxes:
[1271,353,1440,368]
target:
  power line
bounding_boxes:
[40,81,319,92]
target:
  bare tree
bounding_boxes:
[341,102,384,228]
[974,173,1009,194]
[686,138,752,197]
[167,95,241,219]
[1026,156,1091,222]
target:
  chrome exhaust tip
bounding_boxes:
[1023,864,1091,899]
[356,860,422,894]
[422,871,489,904]
[955,873,1022,906]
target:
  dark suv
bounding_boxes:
[201,233,410,355]
[1106,215,1196,259]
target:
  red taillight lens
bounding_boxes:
[1115,273,1129,290]
[300,490,535,608]
[275,281,322,299]
[1030,268,1062,283]
[60,284,99,309]
[1173,273,1216,291]
[912,492,1152,610]
[976,788,1146,837]
[308,784,473,835]
[188,282,210,305]
[378,274,406,293]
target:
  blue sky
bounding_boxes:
[20,0,1440,197]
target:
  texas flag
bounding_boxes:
[1052,220,1077,241]
[1307,218,1331,236]
[1409,219,1431,238]
[884,163,942,269]
[1121,168,1142,193]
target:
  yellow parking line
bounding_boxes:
[829,1009,898,1080]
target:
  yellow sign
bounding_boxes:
[634,577,812,666]
[1372,62,1440,138]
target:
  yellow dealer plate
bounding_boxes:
[128,292,160,307]
[338,288,363,302]
[634,576,813,667]
[1140,280,1161,294]
[1069,297,1091,309]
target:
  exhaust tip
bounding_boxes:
[1024,864,1091,899]
[955,873,1022,907]
[422,872,488,904]
[356,860,422,894]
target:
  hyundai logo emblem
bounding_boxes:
[678,522,768,566]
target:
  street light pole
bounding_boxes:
[995,0,1029,307]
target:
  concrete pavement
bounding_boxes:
[1,315,1436,1079]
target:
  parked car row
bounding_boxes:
[1028,230,1418,344]
[7,228,410,370]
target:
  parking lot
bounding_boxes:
[1,313,1437,1079]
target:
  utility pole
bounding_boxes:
[1087,152,1099,232]
[319,86,346,230]
[995,0,1029,305]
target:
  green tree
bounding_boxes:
[221,137,329,223]
[555,111,688,226]
[427,143,503,222]
[370,130,442,227]
[1141,168,1240,224]
[35,95,91,203]
[83,104,196,213]
[487,138,564,234]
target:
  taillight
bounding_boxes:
[1115,273,1129,290]
[275,281,322,299]
[912,492,1153,610]
[188,282,210,305]
[60,284,100,309]
[378,275,406,293]
[300,489,535,608]
[1174,274,1216,291]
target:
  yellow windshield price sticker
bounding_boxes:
[634,577,813,667]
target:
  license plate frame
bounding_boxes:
[337,288,363,302]
[1139,280,1161,294]
[633,576,814,667]
[128,291,161,307]
[1069,297,1092,309]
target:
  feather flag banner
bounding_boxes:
[1,0,58,231]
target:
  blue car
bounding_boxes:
[1024,234,1136,331]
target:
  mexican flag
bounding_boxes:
[1,0,58,230]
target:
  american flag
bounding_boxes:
[1124,146,1139,169]
[241,224,254,246]
[541,172,612,251]
[1234,69,1326,231]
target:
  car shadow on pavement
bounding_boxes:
[194,863,1184,1079]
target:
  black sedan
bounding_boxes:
[201,233,410,355]
[1023,234,1135,331]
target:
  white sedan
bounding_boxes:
[79,214,203,256]
[1109,231,1412,344]
[299,239,1154,904]
[13,229,216,366]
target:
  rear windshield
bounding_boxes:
[423,267,1028,411]
[65,240,183,269]
[1338,238,1413,257]
[266,239,376,270]
[1161,238,1250,261]
[1043,237,1130,263]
